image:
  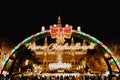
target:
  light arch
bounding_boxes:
[0,30,120,74]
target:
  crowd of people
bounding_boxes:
[0,74,120,80]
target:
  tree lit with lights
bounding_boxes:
[0,38,14,72]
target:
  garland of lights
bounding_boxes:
[0,29,120,74]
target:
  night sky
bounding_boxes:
[0,1,120,45]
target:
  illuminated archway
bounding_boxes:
[0,16,120,76]
[0,30,120,74]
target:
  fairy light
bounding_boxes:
[77,26,81,31]
[25,60,29,65]
[41,26,45,31]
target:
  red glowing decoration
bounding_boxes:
[50,25,72,39]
